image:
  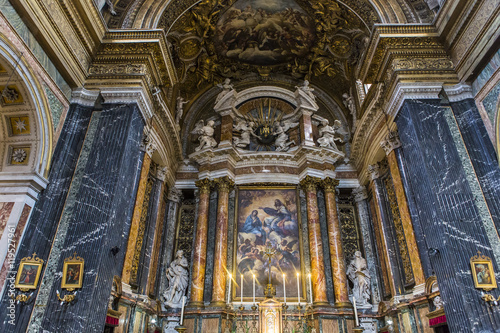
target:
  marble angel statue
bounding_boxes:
[342,93,357,130]
[233,120,260,148]
[295,80,316,100]
[347,251,372,308]
[216,78,234,103]
[191,119,218,151]
[274,120,299,152]
[317,119,344,150]
[163,250,189,308]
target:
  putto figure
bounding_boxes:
[191,119,218,151]
[317,119,343,150]
[163,250,189,308]
[347,251,372,308]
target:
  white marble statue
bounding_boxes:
[342,93,357,130]
[295,80,315,100]
[105,0,117,15]
[191,119,218,151]
[216,78,234,103]
[175,96,189,129]
[233,120,260,148]
[347,251,372,308]
[433,296,443,310]
[163,250,189,308]
[317,119,343,150]
[274,120,298,152]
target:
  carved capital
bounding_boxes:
[140,131,156,156]
[300,176,320,192]
[156,166,168,182]
[167,187,183,203]
[380,131,401,155]
[320,177,339,193]
[195,178,213,194]
[214,176,235,193]
[352,186,368,202]
[367,164,380,181]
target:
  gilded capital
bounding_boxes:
[214,176,235,193]
[380,131,401,155]
[195,178,213,194]
[321,177,339,193]
[352,186,368,202]
[300,176,320,192]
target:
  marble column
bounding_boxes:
[189,179,213,308]
[352,186,381,307]
[381,131,425,288]
[122,139,154,285]
[300,176,328,306]
[367,164,398,297]
[320,178,351,308]
[211,176,235,307]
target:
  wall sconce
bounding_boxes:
[10,291,34,304]
[481,291,500,306]
[56,290,77,305]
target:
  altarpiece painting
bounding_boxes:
[234,187,304,301]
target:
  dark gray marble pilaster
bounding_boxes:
[299,189,310,303]
[449,98,500,231]
[30,103,145,333]
[353,187,381,308]
[137,176,162,294]
[317,190,335,305]
[203,190,218,304]
[0,102,94,332]
[396,98,500,332]
[372,176,405,296]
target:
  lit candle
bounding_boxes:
[241,274,244,305]
[283,273,286,304]
[353,297,359,327]
[228,273,232,304]
[296,272,300,305]
[308,273,313,304]
[253,274,256,304]
[180,295,186,325]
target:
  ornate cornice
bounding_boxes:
[71,88,100,107]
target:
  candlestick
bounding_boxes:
[180,296,186,325]
[308,273,313,304]
[283,273,286,304]
[252,274,256,305]
[228,273,232,304]
[353,297,359,327]
[241,274,243,305]
[296,272,300,306]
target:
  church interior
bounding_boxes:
[0,0,499,332]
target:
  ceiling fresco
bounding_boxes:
[165,0,371,101]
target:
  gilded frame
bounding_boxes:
[233,185,306,303]
[470,251,497,291]
[61,252,84,290]
[15,253,44,291]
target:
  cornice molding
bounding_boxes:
[71,88,100,107]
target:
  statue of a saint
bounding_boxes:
[175,96,189,129]
[295,80,315,100]
[163,250,189,308]
[342,93,357,130]
[216,78,234,103]
[347,251,372,308]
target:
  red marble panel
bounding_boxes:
[0,202,14,238]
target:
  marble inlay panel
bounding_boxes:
[0,202,14,238]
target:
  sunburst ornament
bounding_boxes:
[14,119,27,132]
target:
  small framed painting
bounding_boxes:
[61,253,84,290]
[471,251,497,291]
[15,253,44,291]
